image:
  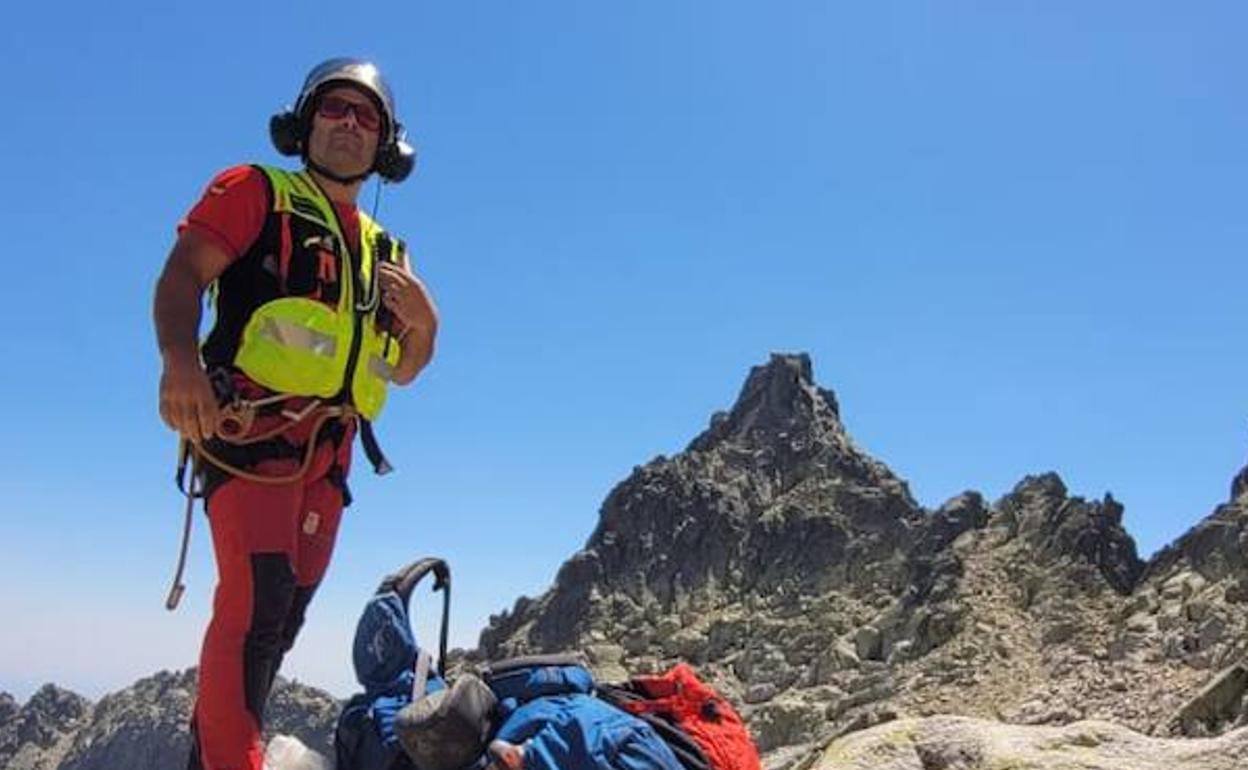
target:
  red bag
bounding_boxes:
[605,663,762,770]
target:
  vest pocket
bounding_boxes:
[285,216,342,304]
[285,250,319,297]
[235,297,348,398]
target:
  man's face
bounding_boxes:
[305,85,383,179]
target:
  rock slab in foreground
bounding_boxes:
[809,715,1248,770]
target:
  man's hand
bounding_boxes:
[379,261,439,337]
[159,350,220,444]
[378,260,439,385]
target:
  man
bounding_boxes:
[154,58,438,770]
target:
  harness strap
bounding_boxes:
[198,435,304,498]
[205,434,303,467]
[359,418,393,475]
[194,407,350,486]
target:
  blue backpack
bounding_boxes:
[335,558,452,770]
[335,559,688,770]
[482,655,686,770]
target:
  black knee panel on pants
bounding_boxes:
[243,553,296,723]
[280,584,318,653]
[263,583,320,703]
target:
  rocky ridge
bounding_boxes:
[0,670,337,770]
[0,686,89,770]
[477,353,1248,762]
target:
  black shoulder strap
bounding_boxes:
[379,557,451,674]
[597,683,713,770]
[482,652,588,679]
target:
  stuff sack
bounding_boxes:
[394,673,497,770]
[600,663,762,770]
[334,558,452,770]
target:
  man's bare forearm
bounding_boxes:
[391,323,435,385]
[154,255,206,363]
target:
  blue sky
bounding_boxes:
[1,2,1246,703]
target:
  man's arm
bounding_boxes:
[153,230,235,442]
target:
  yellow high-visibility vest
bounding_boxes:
[230,166,402,420]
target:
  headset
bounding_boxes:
[269,58,416,184]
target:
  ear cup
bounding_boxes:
[269,110,303,156]
[376,138,416,183]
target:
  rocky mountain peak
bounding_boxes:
[0,684,91,770]
[685,353,913,508]
[1231,461,1248,503]
[690,353,841,454]
[24,685,89,723]
[1006,471,1070,505]
[478,353,925,662]
[992,473,1142,595]
[1147,457,1248,587]
[0,693,18,724]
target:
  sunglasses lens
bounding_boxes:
[354,103,381,130]
[318,96,350,119]
[317,96,382,131]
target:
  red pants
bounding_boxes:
[189,416,354,770]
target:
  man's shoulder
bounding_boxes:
[205,163,264,192]
[193,164,274,211]
[180,164,275,255]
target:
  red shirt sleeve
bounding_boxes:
[177,165,268,260]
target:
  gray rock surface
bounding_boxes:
[806,715,1248,770]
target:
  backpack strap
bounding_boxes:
[482,652,587,677]
[412,647,432,701]
[379,557,451,675]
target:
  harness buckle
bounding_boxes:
[217,401,256,441]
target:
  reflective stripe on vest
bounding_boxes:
[257,316,339,358]
[368,353,394,382]
[231,166,402,421]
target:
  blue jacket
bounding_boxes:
[487,660,685,770]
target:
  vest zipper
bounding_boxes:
[336,224,366,405]
[340,308,365,403]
